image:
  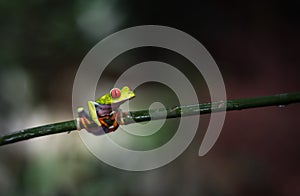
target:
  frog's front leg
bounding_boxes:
[114,108,126,125]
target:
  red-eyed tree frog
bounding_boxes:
[76,86,135,135]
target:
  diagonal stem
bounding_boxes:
[0,92,299,146]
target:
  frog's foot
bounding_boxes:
[115,109,126,125]
[76,107,99,131]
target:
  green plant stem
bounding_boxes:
[0,92,300,146]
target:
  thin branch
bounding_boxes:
[1,92,300,146]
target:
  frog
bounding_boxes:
[76,86,135,135]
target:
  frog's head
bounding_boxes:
[96,86,135,106]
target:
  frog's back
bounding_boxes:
[96,93,111,105]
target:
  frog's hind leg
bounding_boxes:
[76,107,109,135]
[88,101,101,126]
[76,107,93,130]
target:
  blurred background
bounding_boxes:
[0,0,300,195]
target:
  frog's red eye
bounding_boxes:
[110,88,121,98]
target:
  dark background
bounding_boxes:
[0,0,300,195]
